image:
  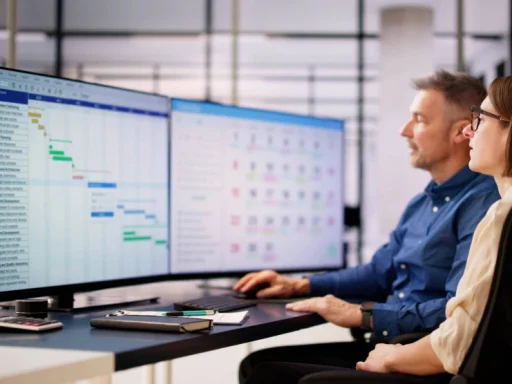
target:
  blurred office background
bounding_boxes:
[0,1,510,383]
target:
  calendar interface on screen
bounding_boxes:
[170,99,344,273]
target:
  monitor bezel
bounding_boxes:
[168,97,346,278]
[0,67,173,302]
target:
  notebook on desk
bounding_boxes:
[90,315,213,333]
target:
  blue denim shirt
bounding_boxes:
[309,166,500,339]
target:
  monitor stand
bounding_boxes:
[47,292,160,313]
[196,278,238,292]
[0,293,160,313]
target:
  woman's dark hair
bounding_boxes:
[488,76,512,176]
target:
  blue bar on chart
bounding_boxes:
[91,212,114,218]
[88,182,117,189]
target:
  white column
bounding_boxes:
[231,0,240,105]
[373,7,434,244]
[7,0,17,68]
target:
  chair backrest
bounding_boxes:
[451,207,512,383]
[344,205,361,228]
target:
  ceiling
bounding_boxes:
[1,0,507,35]
[0,0,508,68]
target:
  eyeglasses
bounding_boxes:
[470,105,510,132]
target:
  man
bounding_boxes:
[235,70,501,384]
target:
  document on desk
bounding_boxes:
[181,310,249,325]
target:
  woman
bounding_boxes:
[354,75,512,378]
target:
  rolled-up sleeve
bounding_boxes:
[430,306,478,374]
[372,297,450,339]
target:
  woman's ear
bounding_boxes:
[453,119,471,144]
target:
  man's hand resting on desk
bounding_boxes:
[233,270,310,298]
[285,294,363,328]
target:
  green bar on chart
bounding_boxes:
[123,236,152,242]
[52,156,73,162]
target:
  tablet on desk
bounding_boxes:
[90,315,212,333]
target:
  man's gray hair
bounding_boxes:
[412,70,487,115]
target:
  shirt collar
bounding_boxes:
[424,165,480,200]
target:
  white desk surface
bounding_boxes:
[0,346,114,384]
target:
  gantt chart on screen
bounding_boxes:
[0,69,169,291]
[170,100,344,273]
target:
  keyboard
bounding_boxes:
[173,295,257,312]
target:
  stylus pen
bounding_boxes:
[106,310,216,317]
[164,310,216,316]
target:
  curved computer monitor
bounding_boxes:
[0,68,169,305]
[169,98,345,277]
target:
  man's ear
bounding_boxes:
[452,119,471,144]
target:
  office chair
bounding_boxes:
[342,205,361,283]
[299,207,512,384]
[344,206,361,228]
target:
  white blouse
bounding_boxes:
[430,184,512,374]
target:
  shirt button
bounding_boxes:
[398,292,405,299]
[382,330,388,336]
[432,206,439,213]
[445,196,451,202]
[400,264,407,270]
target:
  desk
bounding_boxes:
[0,299,324,383]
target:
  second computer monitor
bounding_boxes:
[170,99,345,275]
